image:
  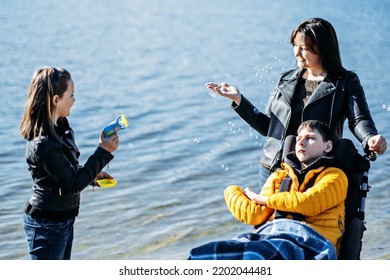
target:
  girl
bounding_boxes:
[20,67,119,259]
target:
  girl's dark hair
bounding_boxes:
[20,67,71,140]
[290,18,347,81]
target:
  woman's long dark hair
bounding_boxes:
[290,18,347,81]
[20,67,71,140]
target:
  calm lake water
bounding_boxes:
[1,0,389,260]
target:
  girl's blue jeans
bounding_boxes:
[23,213,75,260]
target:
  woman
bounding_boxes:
[20,67,119,259]
[206,18,387,187]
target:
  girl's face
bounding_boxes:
[53,79,75,122]
[293,32,322,71]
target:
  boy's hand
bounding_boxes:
[243,187,256,200]
[244,187,268,205]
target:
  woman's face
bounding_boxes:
[293,32,322,71]
[54,79,75,121]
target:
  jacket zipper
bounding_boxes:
[269,88,292,170]
[301,80,338,127]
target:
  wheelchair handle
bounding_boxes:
[366,150,377,161]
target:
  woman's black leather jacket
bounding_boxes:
[25,118,114,219]
[233,68,378,170]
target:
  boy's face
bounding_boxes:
[295,127,332,167]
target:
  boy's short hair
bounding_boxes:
[297,120,332,142]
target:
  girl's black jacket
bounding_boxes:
[24,118,114,220]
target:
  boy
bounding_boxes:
[189,120,348,260]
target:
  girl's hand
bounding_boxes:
[99,131,119,153]
[205,82,242,105]
[93,171,113,186]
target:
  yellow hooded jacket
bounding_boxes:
[224,162,348,254]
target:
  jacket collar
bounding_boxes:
[306,78,337,106]
[283,151,335,182]
[278,68,302,101]
[278,68,338,104]
[280,68,303,82]
[56,118,80,156]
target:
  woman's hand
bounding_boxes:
[367,135,387,155]
[99,131,119,153]
[205,82,242,105]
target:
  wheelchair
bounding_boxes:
[281,135,376,260]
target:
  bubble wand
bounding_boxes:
[97,115,129,188]
[103,115,129,138]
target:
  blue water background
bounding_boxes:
[1,0,389,260]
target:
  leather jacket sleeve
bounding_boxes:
[32,138,113,194]
[344,72,378,149]
[232,95,270,136]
